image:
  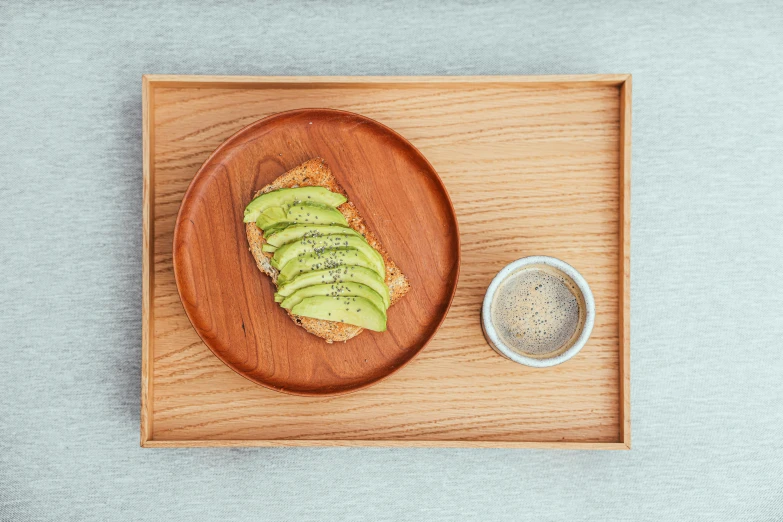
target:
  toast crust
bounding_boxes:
[246,158,410,342]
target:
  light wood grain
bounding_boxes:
[143,440,630,450]
[145,74,630,89]
[140,76,153,446]
[142,75,631,448]
[619,77,632,449]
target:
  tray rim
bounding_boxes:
[141,74,631,449]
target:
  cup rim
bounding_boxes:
[481,256,595,368]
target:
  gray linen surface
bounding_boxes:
[1,1,781,520]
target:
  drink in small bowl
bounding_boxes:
[482,256,594,367]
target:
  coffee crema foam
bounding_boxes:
[489,264,586,358]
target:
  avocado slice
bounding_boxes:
[276,247,382,282]
[265,224,360,248]
[257,202,348,231]
[286,202,348,227]
[244,187,347,223]
[291,296,387,332]
[262,243,276,253]
[262,222,293,237]
[279,282,386,313]
[255,206,287,229]
[272,235,385,276]
[276,266,390,308]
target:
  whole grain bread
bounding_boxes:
[246,158,410,342]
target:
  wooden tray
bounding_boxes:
[141,75,631,449]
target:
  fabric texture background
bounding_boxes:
[1,1,781,520]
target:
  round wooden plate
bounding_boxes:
[173,109,460,396]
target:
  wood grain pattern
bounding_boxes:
[172,110,459,395]
[142,440,630,450]
[142,75,631,448]
[146,74,631,89]
[140,76,153,445]
[619,78,632,448]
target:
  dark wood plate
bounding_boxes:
[172,109,460,396]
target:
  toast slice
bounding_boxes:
[246,158,410,342]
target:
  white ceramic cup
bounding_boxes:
[481,256,595,368]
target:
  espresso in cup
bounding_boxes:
[482,257,594,367]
